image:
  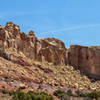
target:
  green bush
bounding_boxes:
[2,90,10,94]
[53,89,66,98]
[28,91,54,100]
[75,91,100,99]
[88,91,100,99]
[53,89,73,99]
[53,89,100,99]
[1,89,54,100]
[67,89,72,96]
[75,90,83,97]
[11,90,54,100]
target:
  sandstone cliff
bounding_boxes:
[67,45,100,80]
[0,22,67,66]
[0,22,100,81]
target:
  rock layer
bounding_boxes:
[37,38,67,65]
[0,22,67,66]
[0,22,100,80]
[67,45,100,80]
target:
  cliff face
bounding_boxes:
[0,22,67,65]
[0,22,100,80]
[67,45,100,80]
[38,38,67,65]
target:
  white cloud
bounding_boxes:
[40,24,100,34]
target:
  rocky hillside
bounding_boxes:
[0,22,100,93]
[1,22,100,80]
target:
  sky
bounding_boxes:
[0,0,100,48]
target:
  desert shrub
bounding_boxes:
[75,91,100,99]
[1,90,15,96]
[12,91,32,100]
[53,89,100,99]
[28,91,54,100]
[53,89,66,98]
[11,90,54,100]
[12,92,32,100]
[79,93,88,97]
[53,89,73,99]
[2,90,10,94]
[67,89,72,96]
[8,91,15,96]
[75,90,82,97]
[88,91,100,99]
[1,89,54,100]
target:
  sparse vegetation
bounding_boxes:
[74,91,100,99]
[67,89,72,96]
[54,89,100,100]
[1,90,54,100]
[53,89,66,98]
[53,89,73,98]
[75,90,82,97]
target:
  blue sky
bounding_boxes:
[0,0,100,48]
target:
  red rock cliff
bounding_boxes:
[0,22,100,80]
[67,45,100,80]
[0,22,67,66]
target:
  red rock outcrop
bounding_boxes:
[67,45,100,80]
[0,22,67,66]
[37,38,67,65]
[0,22,100,80]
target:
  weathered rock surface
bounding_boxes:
[0,22,100,80]
[0,22,67,66]
[67,45,100,80]
[37,38,67,65]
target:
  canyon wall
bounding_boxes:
[0,22,100,80]
[67,45,100,80]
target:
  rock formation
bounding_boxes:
[0,22,100,80]
[67,45,100,80]
[38,38,67,65]
[0,22,67,66]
